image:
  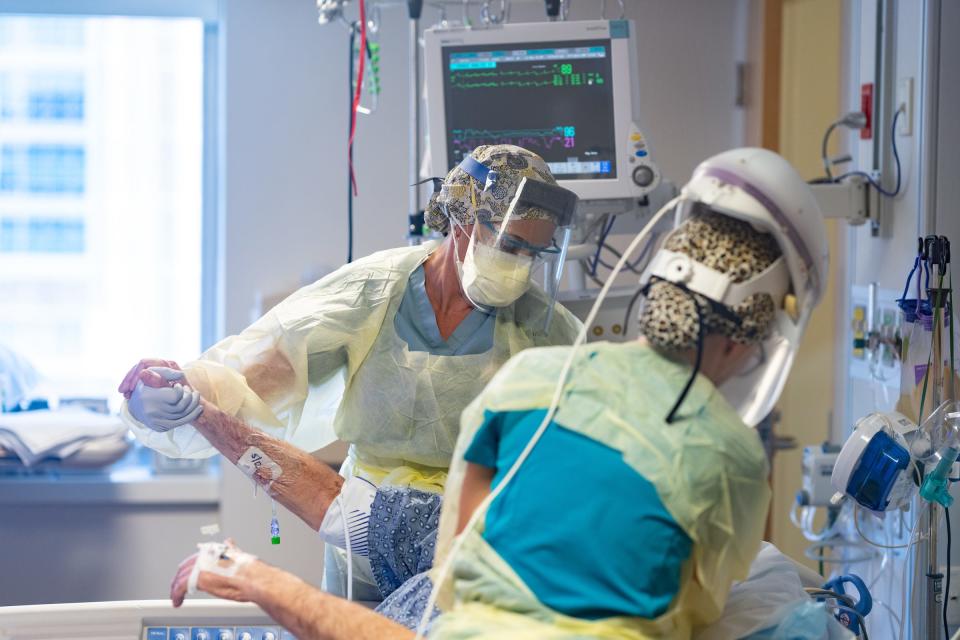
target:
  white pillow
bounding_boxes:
[693,542,851,640]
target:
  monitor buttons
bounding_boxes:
[632,165,655,187]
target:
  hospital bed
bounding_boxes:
[696,543,859,640]
[0,544,856,640]
[0,600,286,640]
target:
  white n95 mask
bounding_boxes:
[461,240,534,308]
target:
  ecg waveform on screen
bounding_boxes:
[451,126,576,155]
[448,65,606,91]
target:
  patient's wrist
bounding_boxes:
[193,398,220,428]
[245,561,292,605]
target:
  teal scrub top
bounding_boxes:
[464,408,693,621]
[394,264,495,356]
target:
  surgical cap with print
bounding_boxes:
[424,145,560,234]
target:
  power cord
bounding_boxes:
[594,240,656,275]
[946,505,952,640]
[833,107,903,197]
[589,214,617,276]
[814,108,903,198]
[821,111,866,179]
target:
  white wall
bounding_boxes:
[935,2,959,239]
[841,1,959,431]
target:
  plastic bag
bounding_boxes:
[895,256,960,422]
[896,256,935,423]
[742,601,854,639]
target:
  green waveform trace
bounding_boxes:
[450,68,606,90]
[450,72,605,89]
[451,66,569,79]
[452,80,555,89]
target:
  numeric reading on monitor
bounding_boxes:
[443,39,616,180]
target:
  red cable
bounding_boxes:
[348,0,367,196]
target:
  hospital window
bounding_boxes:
[0,145,85,193]
[0,74,9,118]
[0,14,208,403]
[28,73,85,120]
[0,17,84,50]
[0,73,85,122]
[27,18,85,49]
[0,217,85,253]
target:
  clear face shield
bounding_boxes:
[435,158,578,316]
[467,177,576,309]
[717,318,798,426]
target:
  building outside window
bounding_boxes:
[0,15,205,406]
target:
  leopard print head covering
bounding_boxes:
[638,210,783,351]
[424,145,559,234]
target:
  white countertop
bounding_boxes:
[0,447,219,506]
[0,439,349,507]
[0,466,220,506]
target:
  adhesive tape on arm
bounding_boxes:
[187,542,257,595]
[237,447,283,485]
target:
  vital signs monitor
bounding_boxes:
[424,20,660,202]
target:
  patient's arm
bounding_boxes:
[457,462,495,534]
[172,549,413,640]
[194,398,344,530]
[253,564,414,640]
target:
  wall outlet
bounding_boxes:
[897,77,913,136]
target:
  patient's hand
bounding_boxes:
[119,358,183,398]
[170,539,267,608]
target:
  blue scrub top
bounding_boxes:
[464,408,693,621]
[394,264,495,356]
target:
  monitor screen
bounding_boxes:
[441,39,616,181]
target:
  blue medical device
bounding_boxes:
[831,411,919,512]
[821,574,872,635]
